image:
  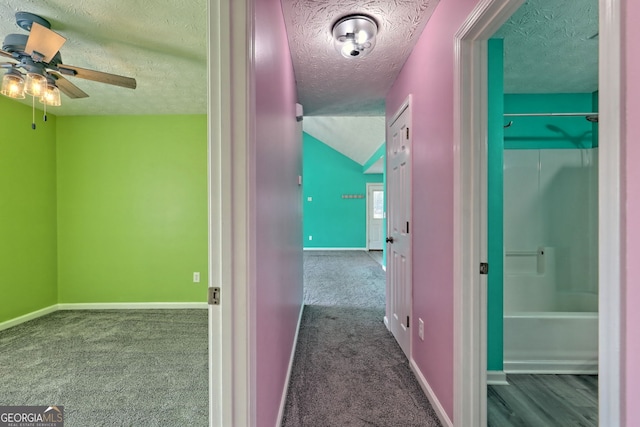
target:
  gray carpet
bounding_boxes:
[0,309,208,427]
[282,251,442,427]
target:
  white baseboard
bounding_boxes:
[382,265,386,271]
[0,303,208,332]
[276,304,305,426]
[410,359,453,427]
[383,315,390,330]
[487,370,509,385]
[0,305,58,332]
[57,302,208,310]
[303,247,367,251]
[504,360,598,375]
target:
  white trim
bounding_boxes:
[0,305,58,331]
[598,0,622,424]
[276,305,305,426]
[383,315,389,330]
[210,0,254,424]
[389,95,412,126]
[411,359,454,427]
[0,303,208,332]
[57,302,208,310]
[208,0,226,425]
[303,247,367,251]
[504,361,598,375]
[453,1,524,426]
[486,370,509,385]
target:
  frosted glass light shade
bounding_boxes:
[24,72,47,97]
[332,15,377,58]
[1,71,26,99]
[40,84,61,106]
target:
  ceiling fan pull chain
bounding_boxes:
[43,98,48,122]
[31,95,36,130]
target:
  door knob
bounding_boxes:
[386,237,394,243]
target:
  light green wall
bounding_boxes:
[504,93,595,149]
[56,115,208,303]
[0,97,58,323]
[487,39,504,371]
[303,132,382,248]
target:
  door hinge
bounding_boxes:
[479,263,489,275]
[406,127,410,139]
[208,287,221,305]
[406,221,409,234]
[406,315,410,328]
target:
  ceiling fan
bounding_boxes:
[0,11,136,104]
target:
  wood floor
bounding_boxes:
[488,374,598,427]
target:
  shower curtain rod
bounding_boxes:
[503,112,599,128]
[503,112,598,117]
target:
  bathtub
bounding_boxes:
[503,311,598,374]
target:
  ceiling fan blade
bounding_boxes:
[25,22,66,63]
[50,72,89,99]
[57,64,137,89]
[1,49,14,59]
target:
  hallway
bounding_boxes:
[281,251,441,426]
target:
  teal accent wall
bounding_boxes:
[0,97,58,323]
[57,115,208,303]
[504,93,595,149]
[487,39,504,372]
[592,91,599,148]
[303,132,383,248]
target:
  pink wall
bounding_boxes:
[623,0,639,424]
[253,0,304,425]
[385,0,481,420]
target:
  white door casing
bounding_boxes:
[453,1,524,426]
[208,0,255,425]
[367,183,385,250]
[386,96,412,359]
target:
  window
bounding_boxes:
[373,190,384,219]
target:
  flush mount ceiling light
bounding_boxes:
[332,15,378,58]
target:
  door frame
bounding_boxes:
[366,182,384,251]
[208,0,255,425]
[453,0,622,426]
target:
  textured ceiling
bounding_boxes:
[304,116,385,165]
[0,0,597,119]
[496,0,598,93]
[281,0,438,116]
[0,0,207,116]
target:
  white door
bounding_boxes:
[386,98,412,359]
[367,183,384,250]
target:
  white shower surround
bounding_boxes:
[503,148,599,374]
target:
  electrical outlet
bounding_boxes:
[419,318,424,341]
[309,235,313,240]
[193,272,200,283]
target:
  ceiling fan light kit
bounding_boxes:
[0,11,137,129]
[24,71,47,97]
[1,68,25,99]
[41,82,61,106]
[332,15,378,59]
